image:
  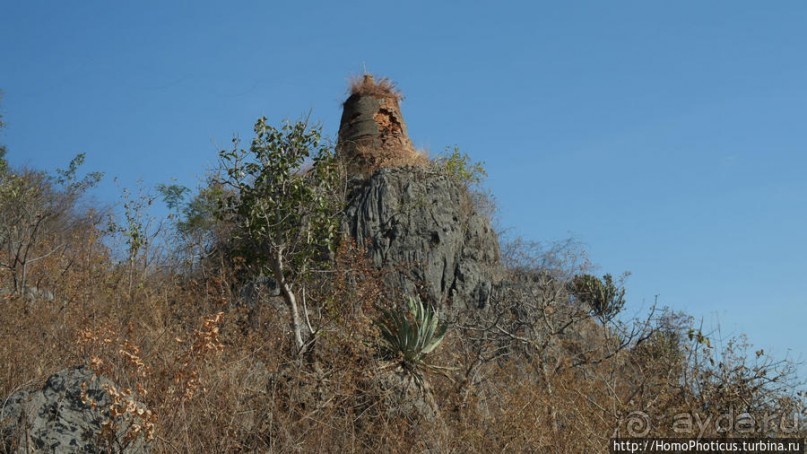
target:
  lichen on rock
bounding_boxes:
[0,366,152,453]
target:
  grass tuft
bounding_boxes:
[349,74,403,100]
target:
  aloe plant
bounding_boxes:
[377,297,448,384]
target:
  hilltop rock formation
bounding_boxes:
[337,75,427,177]
[0,366,151,453]
[339,76,499,312]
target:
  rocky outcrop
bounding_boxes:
[337,76,499,314]
[337,75,426,177]
[343,167,499,313]
[0,366,151,453]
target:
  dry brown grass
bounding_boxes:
[3,259,804,452]
[1,180,804,452]
[348,74,402,101]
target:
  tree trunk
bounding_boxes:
[542,359,560,434]
[271,248,306,352]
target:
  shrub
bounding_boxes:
[569,273,626,321]
[216,117,341,352]
[434,146,487,188]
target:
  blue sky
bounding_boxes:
[2,2,805,373]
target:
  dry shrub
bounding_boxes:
[0,295,78,394]
[2,164,804,452]
[3,233,804,453]
[348,74,402,101]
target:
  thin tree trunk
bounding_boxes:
[542,360,560,434]
[271,248,305,352]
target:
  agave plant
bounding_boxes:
[377,296,448,384]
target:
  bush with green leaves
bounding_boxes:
[434,146,487,187]
[216,117,341,352]
[569,273,626,321]
[377,296,448,385]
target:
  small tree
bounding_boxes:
[217,117,340,352]
[569,273,627,322]
[0,153,102,294]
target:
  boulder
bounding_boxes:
[0,366,151,453]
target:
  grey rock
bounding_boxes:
[373,366,439,421]
[23,287,54,303]
[1,366,151,453]
[238,275,281,307]
[343,167,499,313]
[0,287,55,303]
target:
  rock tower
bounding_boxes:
[337,75,425,177]
[339,75,500,312]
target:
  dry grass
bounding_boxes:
[348,74,402,101]
[2,236,804,452]
[1,174,804,452]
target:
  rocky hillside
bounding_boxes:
[0,75,802,452]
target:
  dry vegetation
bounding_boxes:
[0,123,804,452]
[348,74,402,101]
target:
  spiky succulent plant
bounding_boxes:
[377,297,448,383]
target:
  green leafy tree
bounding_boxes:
[157,180,232,274]
[107,182,164,301]
[217,117,341,352]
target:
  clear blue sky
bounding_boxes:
[2,2,805,373]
